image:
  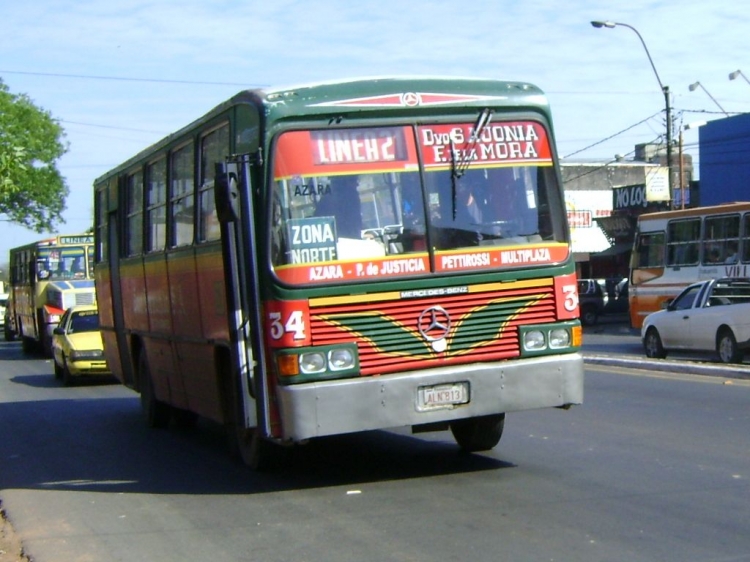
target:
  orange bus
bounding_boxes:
[94,77,584,468]
[629,201,750,328]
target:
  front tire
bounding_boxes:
[643,327,667,359]
[450,414,506,452]
[61,358,74,387]
[717,329,744,364]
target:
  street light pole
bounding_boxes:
[591,20,673,208]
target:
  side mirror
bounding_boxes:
[662,299,673,310]
[53,327,65,335]
[214,163,240,223]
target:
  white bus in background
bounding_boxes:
[629,202,750,328]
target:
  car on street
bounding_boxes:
[577,279,606,326]
[641,277,750,363]
[51,304,111,385]
[0,292,7,329]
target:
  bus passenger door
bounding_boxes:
[107,212,136,386]
[215,159,266,438]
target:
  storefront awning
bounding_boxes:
[593,242,632,257]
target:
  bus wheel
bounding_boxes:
[226,419,285,470]
[717,328,743,364]
[21,336,36,355]
[450,413,505,452]
[172,408,199,429]
[138,351,170,429]
[643,328,667,359]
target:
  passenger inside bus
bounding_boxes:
[314,176,363,239]
[54,261,71,279]
[313,175,385,260]
[725,242,738,264]
[71,257,85,278]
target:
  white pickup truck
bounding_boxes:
[641,277,750,364]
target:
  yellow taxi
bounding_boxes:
[51,305,111,385]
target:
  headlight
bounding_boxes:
[523,330,546,351]
[549,328,571,349]
[328,348,355,371]
[299,351,326,374]
[70,349,103,360]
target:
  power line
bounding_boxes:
[562,111,663,159]
[58,119,167,135]
[0,69,264,87]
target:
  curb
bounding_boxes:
[583,353,750,380]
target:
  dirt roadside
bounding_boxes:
[0,506,28,562]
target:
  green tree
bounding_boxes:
[0,78,69,231]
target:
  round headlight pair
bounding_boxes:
[299,348,356,374]
[523,328,571,351]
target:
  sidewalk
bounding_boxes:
[581,314,750,380]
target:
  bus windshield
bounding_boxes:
[271,122,566,284]
[36,246,90,281]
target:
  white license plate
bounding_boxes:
[417,382,470,411]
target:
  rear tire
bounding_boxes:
[450,414,506,452]
[138,350,171,428]
[643,327,667,359]
[580,305,599,326]
[717,329,743,364]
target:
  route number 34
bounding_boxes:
[268,310,307,341]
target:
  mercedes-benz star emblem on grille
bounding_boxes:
[401,92,420,106]
[418,306,451,352]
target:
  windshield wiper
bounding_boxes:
[450,108,494,219]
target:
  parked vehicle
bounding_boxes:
[51,305,111,385]
[577,279,606,326]
[0,293,8,329]
[641,277,750,363]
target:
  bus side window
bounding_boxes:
[635,232,665,268]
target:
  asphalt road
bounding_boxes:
[1,335,750,562]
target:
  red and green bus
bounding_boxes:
[94,77,583,468]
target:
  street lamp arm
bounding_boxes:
[590,20,665,91]
[591,19,673,207]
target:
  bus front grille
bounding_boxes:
[309,282,556,376]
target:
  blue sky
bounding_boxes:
[1,0,749,264]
